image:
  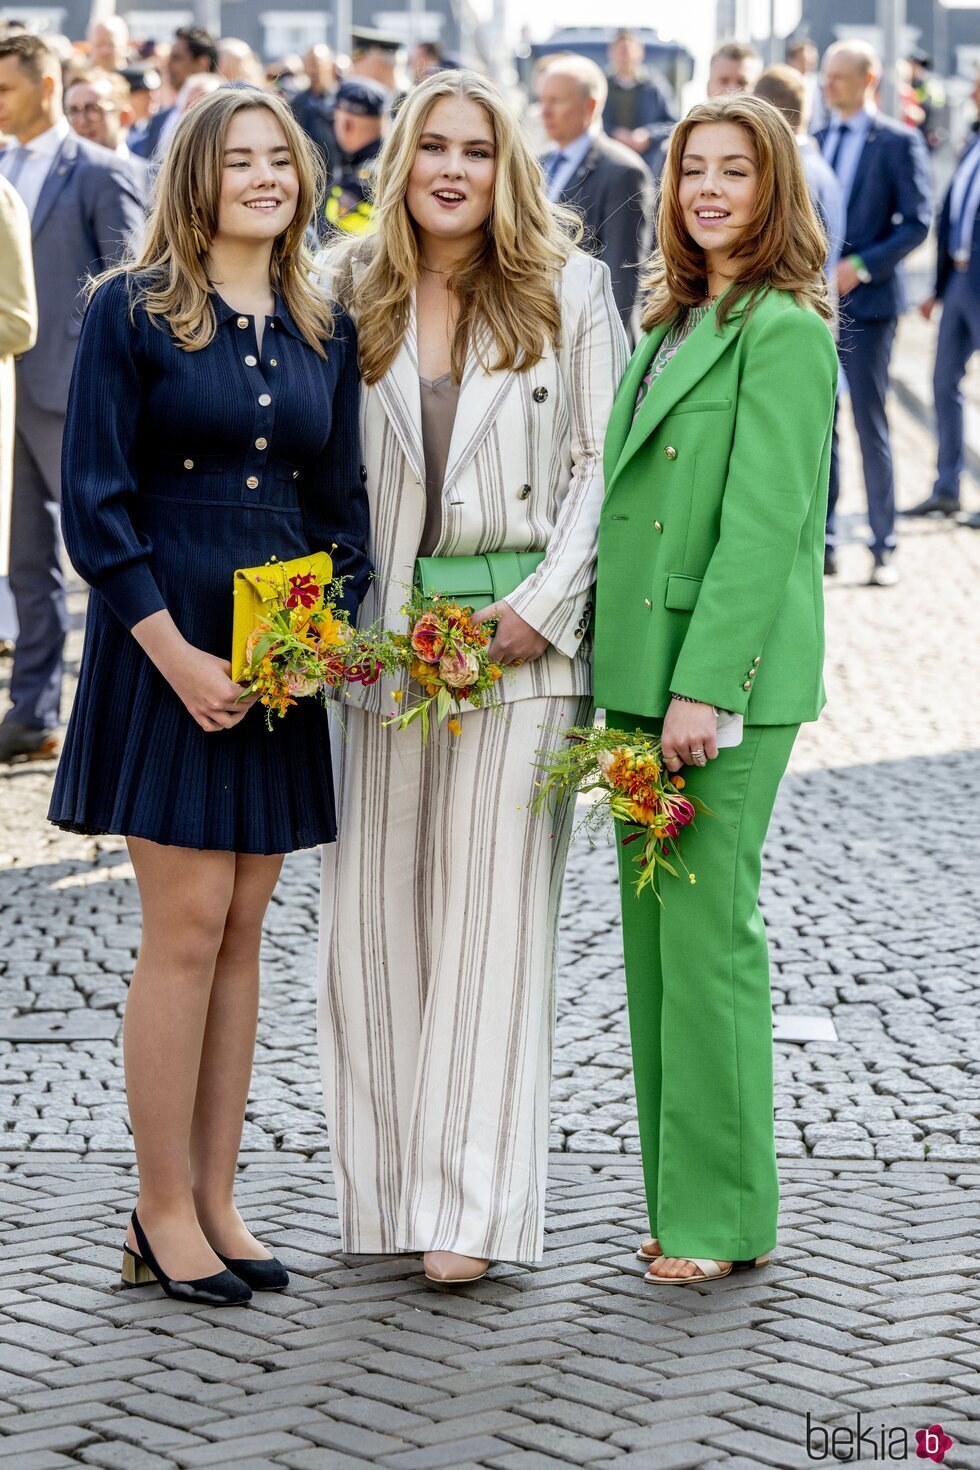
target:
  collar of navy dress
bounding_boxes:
[209,288,309,343]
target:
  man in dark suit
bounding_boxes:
[291,44,337,184]
[817,40,931,585]
[0,33,145,761]
[130,25,217,161]
[904,87,980,526]
[538,54,653,334]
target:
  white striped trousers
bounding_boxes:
[316,694,590,1263]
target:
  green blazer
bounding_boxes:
[593,288,838,725]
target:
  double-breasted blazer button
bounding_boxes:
[532,386,548,403]
[359,465,368,482]
[517,484,532,500]
[664,445,677,460]
[236,316,248,329]
[654,520,663,533]
[244,354,257,366]
[753,657,761,665]
[270,358,277,367]
[743,681,752,691]
[644,597,652,608]
[255,437,267,450]
[183,458,194,469]
[258,393,272,406]
[246,475,259,489]
[292,470,300,479]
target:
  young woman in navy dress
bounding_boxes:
[48,87,370,1304]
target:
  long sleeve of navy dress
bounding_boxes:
[48,272,371,853]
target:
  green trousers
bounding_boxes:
[607,712,800,1262]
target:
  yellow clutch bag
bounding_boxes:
[231,551,334,682]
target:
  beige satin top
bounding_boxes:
[418,372,460,557]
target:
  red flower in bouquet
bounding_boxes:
[533,727,717,898]
[285,571,321,610]
[410,611,447,664]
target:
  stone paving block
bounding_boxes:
[402,1410,534,1447]
[595,1446,714,1470]
[702,1428,807,1468]
[326,1395,430,1434]
[425,1388,548,1423]
[611,1416,737,1451]
[378,1436,522,1468]
[519,1397,625,1438]
[497,1421,626,1463]
[279,1452,382,1470]
[150,1350,259,1382]
[0,1424,101,1457]
[200,1405,327,1440]
[78,1446,180,1470]
[169,1432,322,1465]
[283,1414,407,1459]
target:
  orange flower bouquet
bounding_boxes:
[533,725,717,898]
[234,558,381,729]
[357,587,505,740]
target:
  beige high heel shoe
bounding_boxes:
[643,1253,770,1285]
[423,1251,490,1284]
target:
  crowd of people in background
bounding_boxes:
[0,17,978,762]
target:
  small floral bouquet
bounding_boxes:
[357,587,504,740]
[533,725,717,898]
[235,558,381,728]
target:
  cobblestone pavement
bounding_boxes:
[0,389,978,1465]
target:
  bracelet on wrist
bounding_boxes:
[670,693,703,704]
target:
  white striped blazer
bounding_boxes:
[325,249,628,713]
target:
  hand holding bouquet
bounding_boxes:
[358,588,505,740]
[533,725,717,898]
[233,555,380,728]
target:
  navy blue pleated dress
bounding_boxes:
[48,272,371,854]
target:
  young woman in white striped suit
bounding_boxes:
[317,72,627,1282]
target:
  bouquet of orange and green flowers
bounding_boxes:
[233,555,381,729]
[357,587,505,741]
[533,725,717,898]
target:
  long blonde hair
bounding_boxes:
[337,70,582,385]
[92,85,334,354]
[641,93,832,332]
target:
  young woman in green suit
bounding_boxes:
[593,94,838,1286]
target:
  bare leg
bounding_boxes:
[190,852,284,1259]
[122,837,236,1279]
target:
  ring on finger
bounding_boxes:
[691,748,708,767]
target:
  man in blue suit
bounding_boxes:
[0,33,145,761]
[904,92,980,526]
[817,41,931,585]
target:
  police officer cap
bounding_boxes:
[335,77,388,116]
[350,26,402,56]
[121,64,162,92]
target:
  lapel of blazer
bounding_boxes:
[602,323,668,490]
[605,302,741,493]
[562,139,600,199]
[441,319,516,494]
[369,282,427,487]
[32,133,77,242]
[846,115,882,215]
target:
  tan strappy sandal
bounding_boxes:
[643,1252,770,1285]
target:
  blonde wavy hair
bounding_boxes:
[640,93,832,332]
[92,85,334,354]
[335,70,582,385]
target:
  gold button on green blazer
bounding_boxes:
[594,288,838,723]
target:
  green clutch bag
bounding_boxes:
[414,552,545,613]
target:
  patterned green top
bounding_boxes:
[633,302,714,421]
